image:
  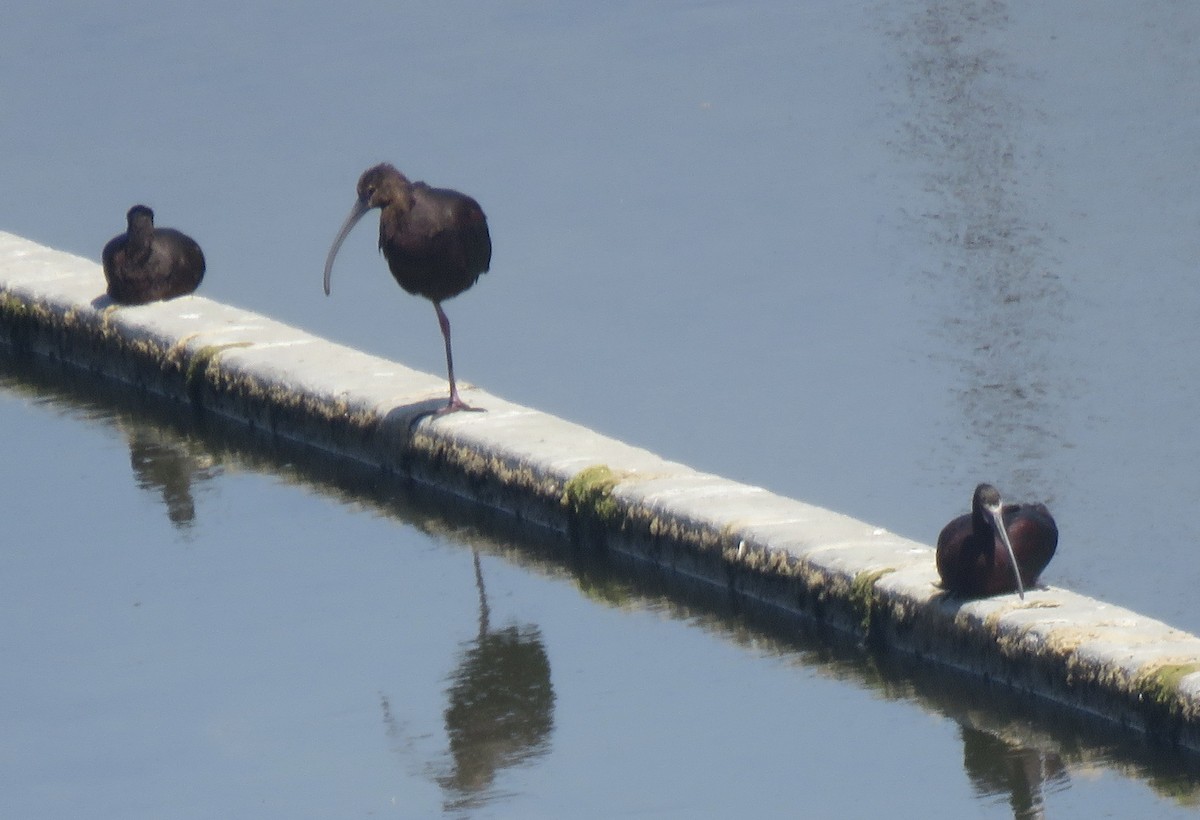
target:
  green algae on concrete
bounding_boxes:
[184,342,252,391]
[562,464,622,525]
[1,288,188,391]
[1136,663,1200,721]
[850,567,897,635]
[0,291,55,349]
[412,432,565,502]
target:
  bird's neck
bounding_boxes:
[125,227,154,262]
[970,511,996,557]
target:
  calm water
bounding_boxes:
[2,0,1200,816]
[3,351,1199,818]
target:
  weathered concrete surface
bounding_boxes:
[3,229,1199,751]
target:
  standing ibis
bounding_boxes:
[936,483,1058,600]
[102,205,205,305]
[323,163,492,415]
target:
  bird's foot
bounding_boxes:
[434,396,485,416]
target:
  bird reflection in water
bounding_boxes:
[960,725,1068,819]
[124,425,220,530]
[435,551,555,811]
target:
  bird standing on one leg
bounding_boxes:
[936,483,1058,600]
[323,163,492,415]
[102,205,205,305]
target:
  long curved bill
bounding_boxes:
[987,504,1025,600]
[323,198,370,296]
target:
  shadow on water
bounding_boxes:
[883,0,1074,503]
[3,347,1199,816]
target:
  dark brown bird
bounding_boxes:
[323,163,492,415]
[102,205,205,305]
[936,483,1058,600]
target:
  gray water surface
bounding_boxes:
[3,0,1200,816]
[2,351,1199,818]
[4,1,1199,633]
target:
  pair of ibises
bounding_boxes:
[101,163,1058,601]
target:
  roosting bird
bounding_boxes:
[102,205,205,305]
[323,163,492,415]
[936,483,1058,600]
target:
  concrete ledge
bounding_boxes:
[3,229,1199,751]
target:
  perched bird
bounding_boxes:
[323,163,492,415]
[102,205,205,305]
[936,483,1058,600]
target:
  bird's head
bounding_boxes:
[357,163,413,211]
[126,204,155,231]
[324,163,412,296]
[972,483,1025,600]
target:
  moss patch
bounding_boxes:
[1135,662,1200,719]
[185,342,252,388]
[850,567,896,635]
[0,292,53,347]
[562,464,622,525]
[411,433,555,493]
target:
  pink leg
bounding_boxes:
[433,301,482,415]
